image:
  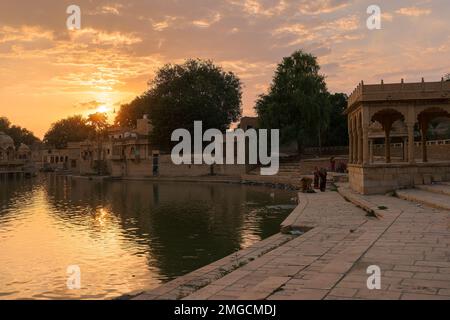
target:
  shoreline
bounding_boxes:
[67,174,302,191]
[118,190,313,300]
[127,183,450,300]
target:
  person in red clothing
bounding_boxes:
[330,156,336,172]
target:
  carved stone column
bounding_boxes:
[407,123,415,164]
[362,126,369,165]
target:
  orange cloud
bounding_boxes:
[298,0,349,15]
[396,7,432,17]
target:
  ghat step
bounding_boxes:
[416,184,450,196]
[396,187,450,211]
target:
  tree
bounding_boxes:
[44,115,95,148]
[0,117,11,132]
[323,93,349,147]
[115,59,242,149]
[87,112,110,175]
[115,95,150,128]
[255,50,330,153]
[87,112,109,135]
[445,73,450,82]
[0,116,40,147]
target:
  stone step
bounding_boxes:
[416,184,450,196]
[396,189,450,211]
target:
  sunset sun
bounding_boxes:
[96,105,109,114]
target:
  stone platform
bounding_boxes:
[348,162,450,194]
[128,184,450,300]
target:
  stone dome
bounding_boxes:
[17,143,30,153]
[0,131,14,149]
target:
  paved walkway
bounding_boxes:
[131,186,450,300]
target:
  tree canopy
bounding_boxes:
[43,115,96,148]
[115,59,242,149]
[115,94,151,128]
[0,116,40,147]
[323,93,349,147]
[87,112,109,134]
[255,50,331,152]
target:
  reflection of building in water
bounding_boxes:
[347,78,450,194]
[46,175,292,280]
[0,131,35,178]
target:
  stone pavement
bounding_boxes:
[397,185,450,210]
[182,188,450,300]
[130,185,450,300]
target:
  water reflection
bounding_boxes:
[0,175,296,299]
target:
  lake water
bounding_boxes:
[0,175,296,300]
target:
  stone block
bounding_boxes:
[423,174,432,185]
[414,174,423,185]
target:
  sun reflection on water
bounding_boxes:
[92,207,111,227]
[0,176,296,299]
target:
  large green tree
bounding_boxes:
[87,112,109,135]
[115,59,242,149]
[44,115,95,148]
[115,95,150,128]
[255,50,330,153]
[0,116,40,147]
[323,93,349,147]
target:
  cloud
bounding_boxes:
[151,16,179,31]
[192,13,222,28]
[74,100,104,110]
[0,25,54,44]
[72,28,142,46]
[297,0,350,15]
[382,12,394,22]
[273,15,361,47]
[228,0,288,17]
[396,7,432,17]
[100,4,124,15]
[0,0,449,138]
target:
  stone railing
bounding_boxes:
[372,139,450,149]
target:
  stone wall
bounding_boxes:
[108,155,248,178]
[373,141,450,161]
[349,163,450,194]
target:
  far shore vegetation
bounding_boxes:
[10,52,450,152]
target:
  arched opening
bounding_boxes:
[371,109,406,163]
[6,147,15,161]
[417,107,450,162]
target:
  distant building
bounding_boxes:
[0,131,35,178]
[40,142,81,172]
[74,115,248,178]
[239,117,259,131]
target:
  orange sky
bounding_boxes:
[1,0,449,138]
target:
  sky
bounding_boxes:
[0,0,449,138]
